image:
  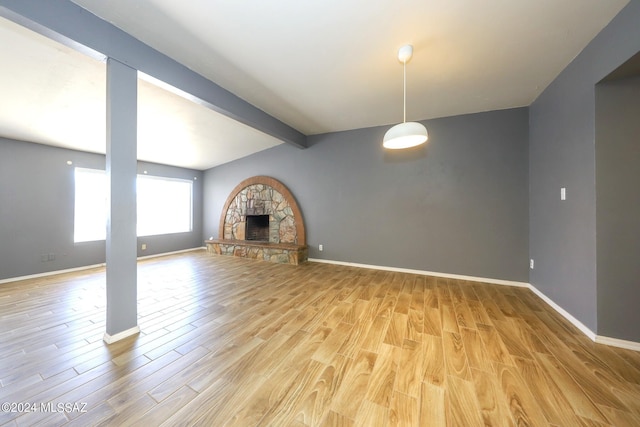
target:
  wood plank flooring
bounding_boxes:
[1,251,640,426]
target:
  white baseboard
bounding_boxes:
[103,326,141,344]
[137,246,205,260]
[526,284,597,341]
[308,258,639,352]
[595,335,640,352]
[5,253,638,352]
[0,263,106,285]
[0,247,206,285]
[308,258,530,288]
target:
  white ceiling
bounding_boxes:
[0,16,282,170]
[0,0,630,170]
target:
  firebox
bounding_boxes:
[245,215,269,241]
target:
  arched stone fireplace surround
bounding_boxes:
[205,176,308,265]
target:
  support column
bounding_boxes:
[104,57,139,344]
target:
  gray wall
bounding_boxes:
[0,137,203,281]
[204,108,529,283]
[529,0,640,334]
[596,75,640,342]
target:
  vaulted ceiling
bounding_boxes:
[0,0,630,170]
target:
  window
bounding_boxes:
[74,168,193,242]
[74,168,107,243]
[137,174,192,237]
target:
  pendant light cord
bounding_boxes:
[403,60,407,123]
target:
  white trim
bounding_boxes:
[595,335,640,352]
[0,247,206,285]
[308,258,529,288]
[137,246,205,261]
[103,326,141,344]
[526,284,597,341]
[0,263,106,284]
[309,258,640,352]
[6,252,639,352]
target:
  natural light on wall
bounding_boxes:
[74,168,193,243]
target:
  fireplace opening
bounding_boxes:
[246,215,269,241]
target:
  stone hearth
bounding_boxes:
[206,240,308,265]
[205,176,307,265]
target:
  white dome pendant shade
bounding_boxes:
[383,122,428,149]
[383,44,428,149]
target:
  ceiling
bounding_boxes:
[0,16,282,170]
[0,0,630,170]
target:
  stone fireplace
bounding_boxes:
[205,176,308,265]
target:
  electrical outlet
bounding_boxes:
[141,243,147,250]
[561,187,566,201]
[319,244,323,251]
[530,259,535,269]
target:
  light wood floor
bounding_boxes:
[1,251,640,426]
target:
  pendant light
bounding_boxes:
[383,44,428,149]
